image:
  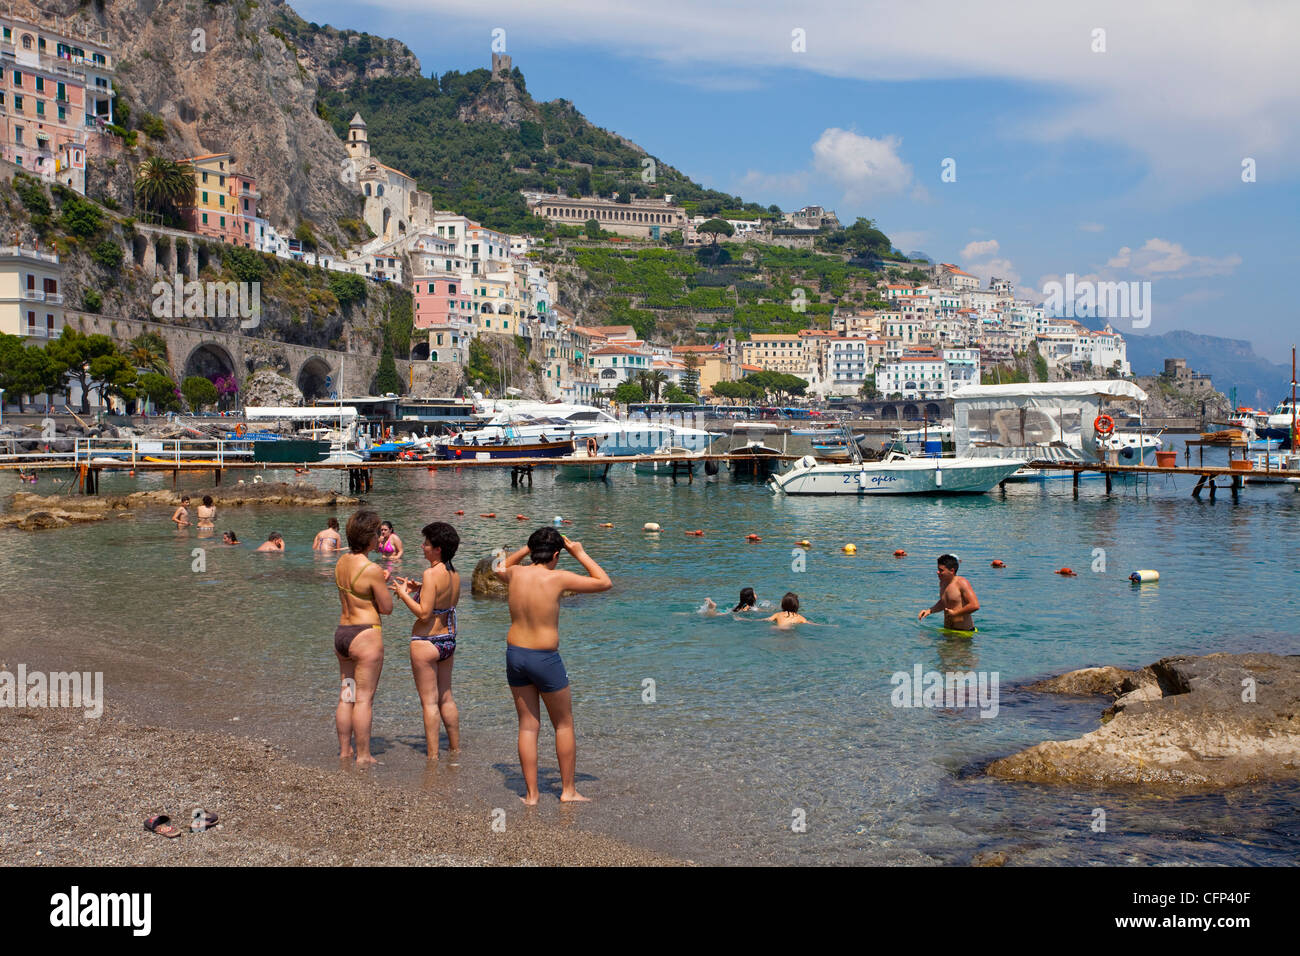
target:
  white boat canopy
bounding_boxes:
[244,406,359,421]
[951,380,1147,461]
[950,381,1148,402]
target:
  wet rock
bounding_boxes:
[1026,665,1156,697]
[971,850,1008,867]
[471,557,508,597]
[16,511,69,530]
[989,653,1300,789]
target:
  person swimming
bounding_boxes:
[313,517,342,551]
[377,521,403,559]
[170,496,191,529]
[196,495,216,530]
[732,587,758,612]
[763,592,811,629]
[333,509,393,764]
[918,554,980,634]
[496,527,612,804]
[222,531,239,545]
[255,532,285,553]
[391,521,462,759]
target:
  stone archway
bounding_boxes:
[184,341,237,382]
[410,341,430,361]
[296,356,332,403]
[903,403,920,420]
[880,404,898,421]
[925,403,942,420]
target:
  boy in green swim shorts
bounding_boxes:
[918,553,980,633]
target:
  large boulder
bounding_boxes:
[242,367,303,407]
[989,653,1300,789]
[471,556,508,597]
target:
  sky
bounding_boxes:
[292,0,1298,359]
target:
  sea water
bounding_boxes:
[3,440,1298,864]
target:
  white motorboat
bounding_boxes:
[1095,430,1162,463]
[458,402,721,455]
[634,444,701,474]
[769,452,1024,495]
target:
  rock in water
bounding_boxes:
[472,557,508,598]
[988,653,1300,789]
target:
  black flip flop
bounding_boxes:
[144,814,182,838]
[190,809,219,832]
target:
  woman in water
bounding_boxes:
[763,592,811,630]
[333,509,393,765]
[377,521,404,560]
[732,587,758,612]
[313,517,342,550]
[391,521,462,759]
[196,495,216,531]
[222,531,240,545]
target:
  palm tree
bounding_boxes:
[636,369,669,402]
[128,331,171,375]
[134,157,195,225]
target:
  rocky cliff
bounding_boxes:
[9,0,417,248]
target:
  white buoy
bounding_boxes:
[1129,569,1160,583]
[643,522,662,533]
[553,515,563,524]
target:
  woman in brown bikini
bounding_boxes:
[333,509,393,764]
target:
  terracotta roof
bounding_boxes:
[591,344,647,356]
[672,344,725,353]
[740,363,764,372]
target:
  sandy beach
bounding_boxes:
[0,707,678,867]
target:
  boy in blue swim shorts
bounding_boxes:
[496,527,612,804]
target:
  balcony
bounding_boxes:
[23,325,56,339]
[21,289,46,301]
[44,292,63,304]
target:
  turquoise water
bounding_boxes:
[3,441,1299,864]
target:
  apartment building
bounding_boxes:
[0,11,114,193]
[0,245,63,340]
[180,153,259,248]
[740,333,808,374]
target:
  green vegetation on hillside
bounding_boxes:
[316,68,769,235]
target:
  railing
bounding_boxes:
[21,289,45,300]
[72,437,244,468]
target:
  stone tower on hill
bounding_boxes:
[491,53,512,77]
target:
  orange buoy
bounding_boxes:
[686,530,704,536]
[599,522,613,528]
[516,514,528,520]
[746,534,762,542]
[1056,567,1077,576]
[480,513,497,518]
[454,510,465,515]
[991,560,1006,568]
[894,549,907,558]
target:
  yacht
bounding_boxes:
[456,401,721,455]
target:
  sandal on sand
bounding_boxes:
[144,814,182,838]
[190,810,219,832]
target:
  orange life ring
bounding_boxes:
[1094,414,1115,437]
[235,423,246,437]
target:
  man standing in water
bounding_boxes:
[918,554,980,634]
[496,528,612,804]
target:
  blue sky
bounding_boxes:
[293,0,1298,359]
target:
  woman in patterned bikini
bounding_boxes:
[392,521,462,760]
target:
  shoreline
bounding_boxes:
[0,705,680,867]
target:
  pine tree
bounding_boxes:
[375,343,402,395]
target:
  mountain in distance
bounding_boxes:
[1124,328,1294,407]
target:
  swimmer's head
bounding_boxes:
[781,592,800,612]
[733,587,757,611]
[268,532,283,543]
[380,521,394,537]
[347,509,382,552]
[421,521,460,570]
[938,554,959,573]
[328,517,339,531]
[528,526,564,566]
[223,531,238,543]
[202,495,213,507]
[180,496,190,504]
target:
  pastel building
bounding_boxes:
[0,11,114,193]
[0,245,63,340]
[180,153,259,248]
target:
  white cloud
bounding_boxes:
[1035,238,1241,300]
[961,239,1000,260]
[345,0,1300,195]
[809,129,913,199]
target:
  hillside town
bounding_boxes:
[0,15,1134,410]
